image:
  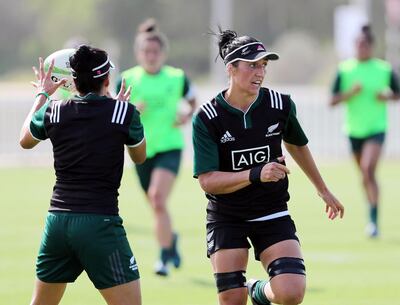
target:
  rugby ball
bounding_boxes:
[44,48,76,91]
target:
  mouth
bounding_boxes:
[251,80,262,87]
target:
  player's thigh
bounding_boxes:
[361,138,384,171]
[260,240,305,296]
[148,150,182,197]
[36,213,83,284]
[210,248,249,273]
[71,214,140,290]
[148,168,176,201]
[30,279,67,305]
[100,280,141,305]
[211,249,249,305]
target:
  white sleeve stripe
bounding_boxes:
[204,102,217,118]
[50,102,54,123]
[111,101,119,123]
[208,102,218,117]
[273,90,279,109]
[56,101,61,123]
[200,104,212,119]
[119,101,128,124]
[116,101,124,124]
[269,89,283,110]
[126,137,145,148]
[203,103,212,117]
[269,89,275,108]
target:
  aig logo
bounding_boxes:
[231,145,270,170]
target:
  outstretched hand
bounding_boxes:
[116,78,132,102]
[31,57,67,97]
[319,189,344,220]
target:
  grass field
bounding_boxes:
[1,160,400,305]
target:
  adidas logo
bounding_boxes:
[220,131,235,143]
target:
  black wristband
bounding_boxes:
[249,163,265,184]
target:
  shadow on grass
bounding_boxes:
[190,277,214,288]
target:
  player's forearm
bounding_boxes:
[198,170,251,195]
[19,95,46,148]
[330,91,353,106]
[284,143,328,194]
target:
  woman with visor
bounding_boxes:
[192,29,344,305]
[20,45,146,305]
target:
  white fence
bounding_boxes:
[1,82,399,167]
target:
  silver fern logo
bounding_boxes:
[265,123,281,137]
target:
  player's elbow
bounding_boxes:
[133,154,146,164]
[198,173,216,194]
[19,137,36,149]
[329,97,338,107]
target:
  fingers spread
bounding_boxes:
[45,59,55,79]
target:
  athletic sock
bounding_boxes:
[169,233,181,268]
[369,205,378,226]
[253,280,271,305]
[160,248,170,265]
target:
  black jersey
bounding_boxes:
[192,87,308,222]
[30,93,144,215]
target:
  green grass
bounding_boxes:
[1,160,400,305]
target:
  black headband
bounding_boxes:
[223,42,279,65]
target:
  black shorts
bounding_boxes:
[206,215,299,261]
[135,149,182,191]
[349,132,385,154]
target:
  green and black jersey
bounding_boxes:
[30,93,144,215]
[192,87,308,222]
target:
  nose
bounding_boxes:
[255,66,265,77]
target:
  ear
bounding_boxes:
[104,75,110,87]
[227,63,235,75]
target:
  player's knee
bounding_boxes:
[218,288,247,305]
[147,189,166,212]
[360,164,374,181]
[267,257,306,305]
[214,270,246,293]
[276,286,305,305]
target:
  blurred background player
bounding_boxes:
[330,24,400,238]
[117,18,197,276]
[20,45,146,305]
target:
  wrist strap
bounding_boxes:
[35,92,50,100]
[249,163,265,184]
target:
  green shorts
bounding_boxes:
[135,149,182,191]
[36,212,140,289]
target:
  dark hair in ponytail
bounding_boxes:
[361,24,374,44]
[213,27,259,66]
[69,45,109,94]
[134,18,168,51]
